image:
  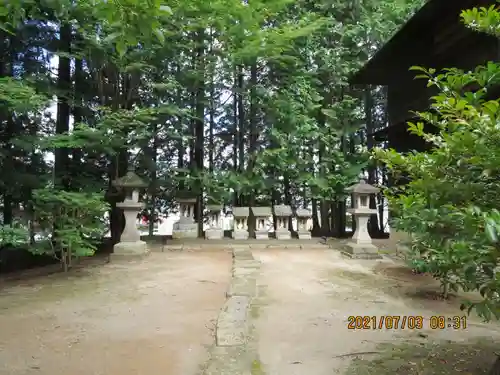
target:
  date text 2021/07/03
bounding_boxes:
[347,315,467,330]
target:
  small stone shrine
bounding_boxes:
[251,206,272,239]
[273,205,292,240]
[112,168,149,257]
[295,208,312,239]
[232,206,249,240]
[205,204,224,240]
[172,194,198,238]
[343,179,381,259]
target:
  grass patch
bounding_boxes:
[326,269,375,282]
[346,339,498,375]
[250,303,260,319]
[251,359,266,375]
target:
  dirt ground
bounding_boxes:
[2,241,500,375]
[0,251,232,375]
[251,248,500,375]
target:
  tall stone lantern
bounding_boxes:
[343,179,382,259]
[112,168,148,257]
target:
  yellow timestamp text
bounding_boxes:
[347,315,467,330]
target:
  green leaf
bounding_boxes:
[153,28,165,45]
[115,40,127,57]
[485,222,498,243]
[159,5,172,14]
[103,32,121,44]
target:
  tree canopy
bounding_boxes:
[0,0,425,259]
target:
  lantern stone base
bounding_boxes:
[297,231,312,240]
[172,228,198,239]
[172,221,198,239]
[205,228,224,240]
[275,230,291,240]
[232,230,249,240]
[111,241,149,259]
[342,242,382,259]
[255,230,269,240]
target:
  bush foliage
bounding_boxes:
[375,5,500,321]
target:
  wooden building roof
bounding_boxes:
[351,0,493,85]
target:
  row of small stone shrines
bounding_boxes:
[173,202,312,240]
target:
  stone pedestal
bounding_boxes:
[232,229,249,240]
[113,241,148,257]
[343,214,381,259]
[113,201,149,258]
[255,231,268,239]
[275,229,291,240]
[255,231,268,240]
[173,219,198,239]
[205,228,224,239]
[343,242,380,259]
[298,230,311,240]
[343,217,382,259]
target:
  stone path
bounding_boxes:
[202,246,500,375]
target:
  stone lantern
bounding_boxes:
[205,204,224,240]
[295,208,312,239]
[344,179,381,259]
[112,168,148,257]
[172,193,198,238]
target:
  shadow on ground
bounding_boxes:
[346,339,498,375]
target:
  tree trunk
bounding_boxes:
[71,55,84,190]
[237,65,245,205]
[176,65,185,193]
[194,28,205,238]
[365,86,381,237]
[54,22,72,190]
[247,61,258,236]
[232,71,239,206]
[284,174,293,232]
[149,124,158,237]
[1,34,14,225]
[312,199,320,235]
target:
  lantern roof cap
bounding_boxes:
[112,168,147,189]
[346,179,380,194]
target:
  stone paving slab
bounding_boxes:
[159,238,327,252]
[232,250,255,261]
[233,260,261,269]
[226,276,257,298]
[201,247,261,375]
[201,346,251,375]
[216,295,250,346]
[232,266,259,277]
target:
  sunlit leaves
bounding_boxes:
[32,188,109,260]
[461,5,500,37]
[0,77,48,112]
